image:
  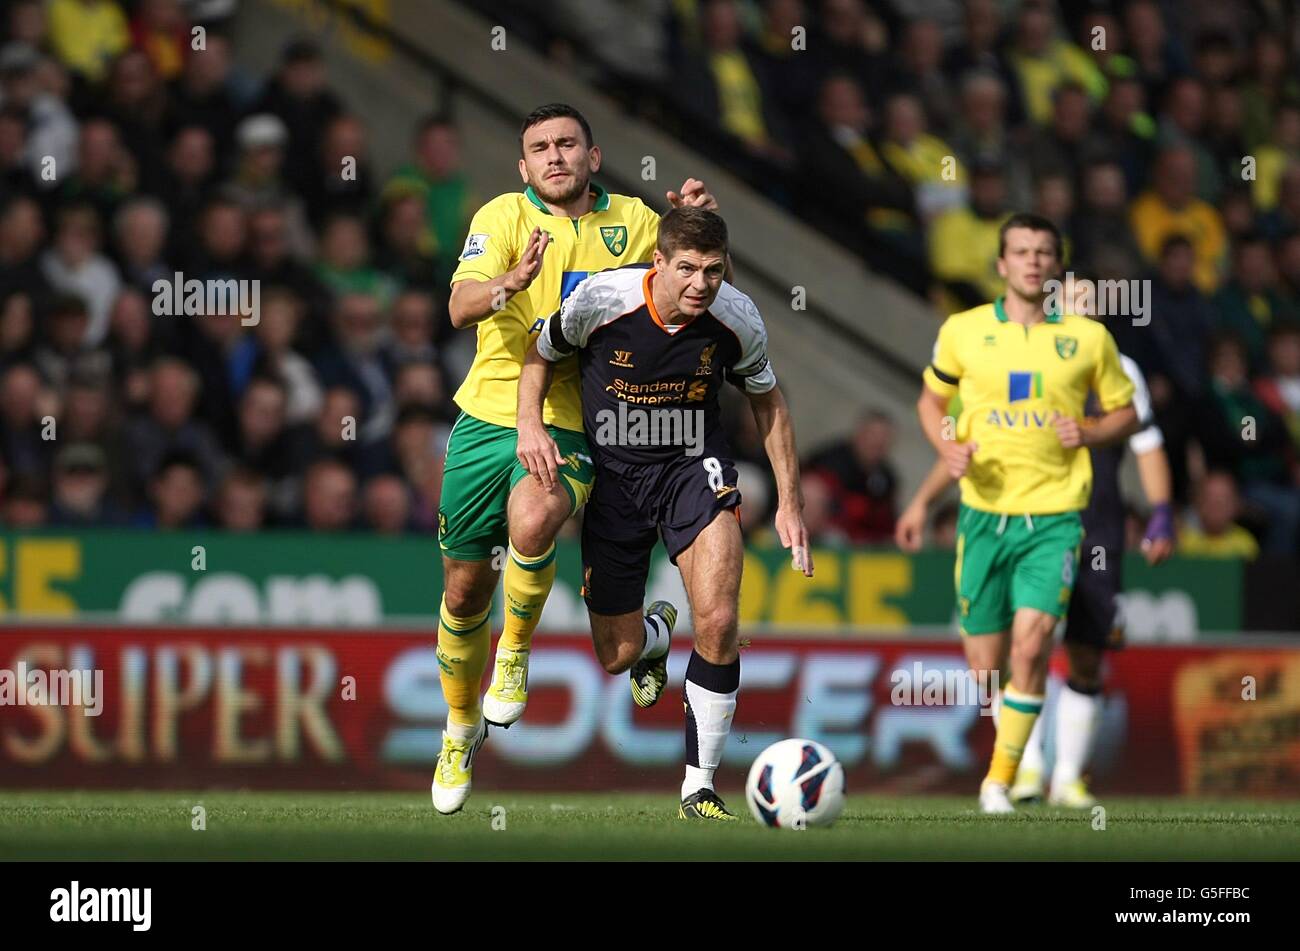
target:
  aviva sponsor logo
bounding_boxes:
[1007,371,1043,402]
[985,408,1057,428]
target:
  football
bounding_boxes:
[744,738,846,829]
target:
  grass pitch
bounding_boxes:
[2,791,1298,861]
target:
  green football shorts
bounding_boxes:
[954,504,1084,636]
[438,411,595,561]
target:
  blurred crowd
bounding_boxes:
[0,0,477,534]
[5,0,1300,559]
[0,0,911,546]
[473,0,1300,558]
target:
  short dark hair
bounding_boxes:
[281,37,322,65]
[396,403,438,429]
[1052,81,1088,104]
[416,112,456,139]
[998,212,1062,259]
[47,293,88,320]
[656,207,729,261]
[1207,331,1248,365]
[1234,231,1271,254]
[1159,233,1194,257]
[245,373,288,400]
[519,103,593,152]
[154,450,203,480]
[1195,31,1233,56]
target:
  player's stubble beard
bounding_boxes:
[530,167,590,207]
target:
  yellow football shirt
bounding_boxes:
[710,51,768,145]
[922,298,1135,515]
[1129,191,1227,294]
[1179,526,1259,559]
[48,0,130,83]
[450,184,661,430]
[928,207,1010,304]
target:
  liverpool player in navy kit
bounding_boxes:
[516,207,814,821]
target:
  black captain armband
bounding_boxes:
[930,364,958,385]
[546,311,576,356]
[732,354,769,378]
[725,355,767,389]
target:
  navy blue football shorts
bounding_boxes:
[580,453,741,616]
[1064,541,1124,650]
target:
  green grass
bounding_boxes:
[0,791,1297,861]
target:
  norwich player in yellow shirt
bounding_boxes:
[916,213,1138,814]
[432,103,718,814]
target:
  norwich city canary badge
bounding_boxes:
[600,225,627,256]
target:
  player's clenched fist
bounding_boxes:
[1141,502,1176,565]
[515,420,565,491]
[503,227,550,294]
[894,502,926,553]
[941,439,978,479]
[1053,414,1086,448]
[775,505,815,577]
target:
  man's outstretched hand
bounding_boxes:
[666,178,718,210]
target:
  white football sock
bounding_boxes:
[683,765,713,797]
[1052,681,1101,787]
[682,653,739,799]
[640,614,669,660]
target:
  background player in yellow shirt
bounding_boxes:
[900,274,1177,810]
[432,103,717,814]
[915,213,1138,814]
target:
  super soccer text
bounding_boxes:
[1,642,342,764]
[0,641,995,771]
